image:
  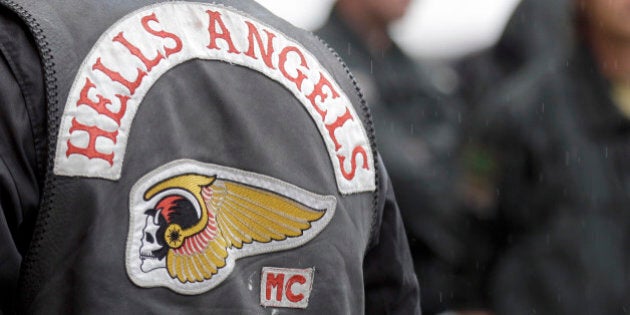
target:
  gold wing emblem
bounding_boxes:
[144,174,326,283]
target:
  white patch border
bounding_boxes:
[126,159,336,295]
[53,2,375,195]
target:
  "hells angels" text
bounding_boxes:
[56,4,375,194]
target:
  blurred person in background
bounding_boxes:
[316,1,465,313]
[456,0,572,108]
[440,0,630,313]
[422,2,572,312]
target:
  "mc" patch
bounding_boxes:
[261,267,315,309]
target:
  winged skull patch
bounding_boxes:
[126,160,336,294]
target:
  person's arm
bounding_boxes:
[0,50,29,315]
[363,157,421,314]
[0,9,46,314]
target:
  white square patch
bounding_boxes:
[260,267,314,309]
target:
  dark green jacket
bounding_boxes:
[460,43,630,315]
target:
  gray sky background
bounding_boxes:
[254,0,521,60]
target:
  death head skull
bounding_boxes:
[139,194,200,273]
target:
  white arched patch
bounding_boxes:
[127,159,337,294]
[53,2,375,194]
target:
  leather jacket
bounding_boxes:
[0,0,420,313]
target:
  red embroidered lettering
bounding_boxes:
[77,78,128,125]
[306,73,339,120]
[206,10,240,54]
[66,118,117,165]
[325,108,354,151]
[244,21,276,69]
[93,57,146,95]
[337,146,369,180]
[279,46,309,91]
[266,273,284,301]
[113,32,163,72]
[285,275,306,303]
[141,13,183,57]
[261,267,314,308]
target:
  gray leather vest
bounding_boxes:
[2,0,381,313]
